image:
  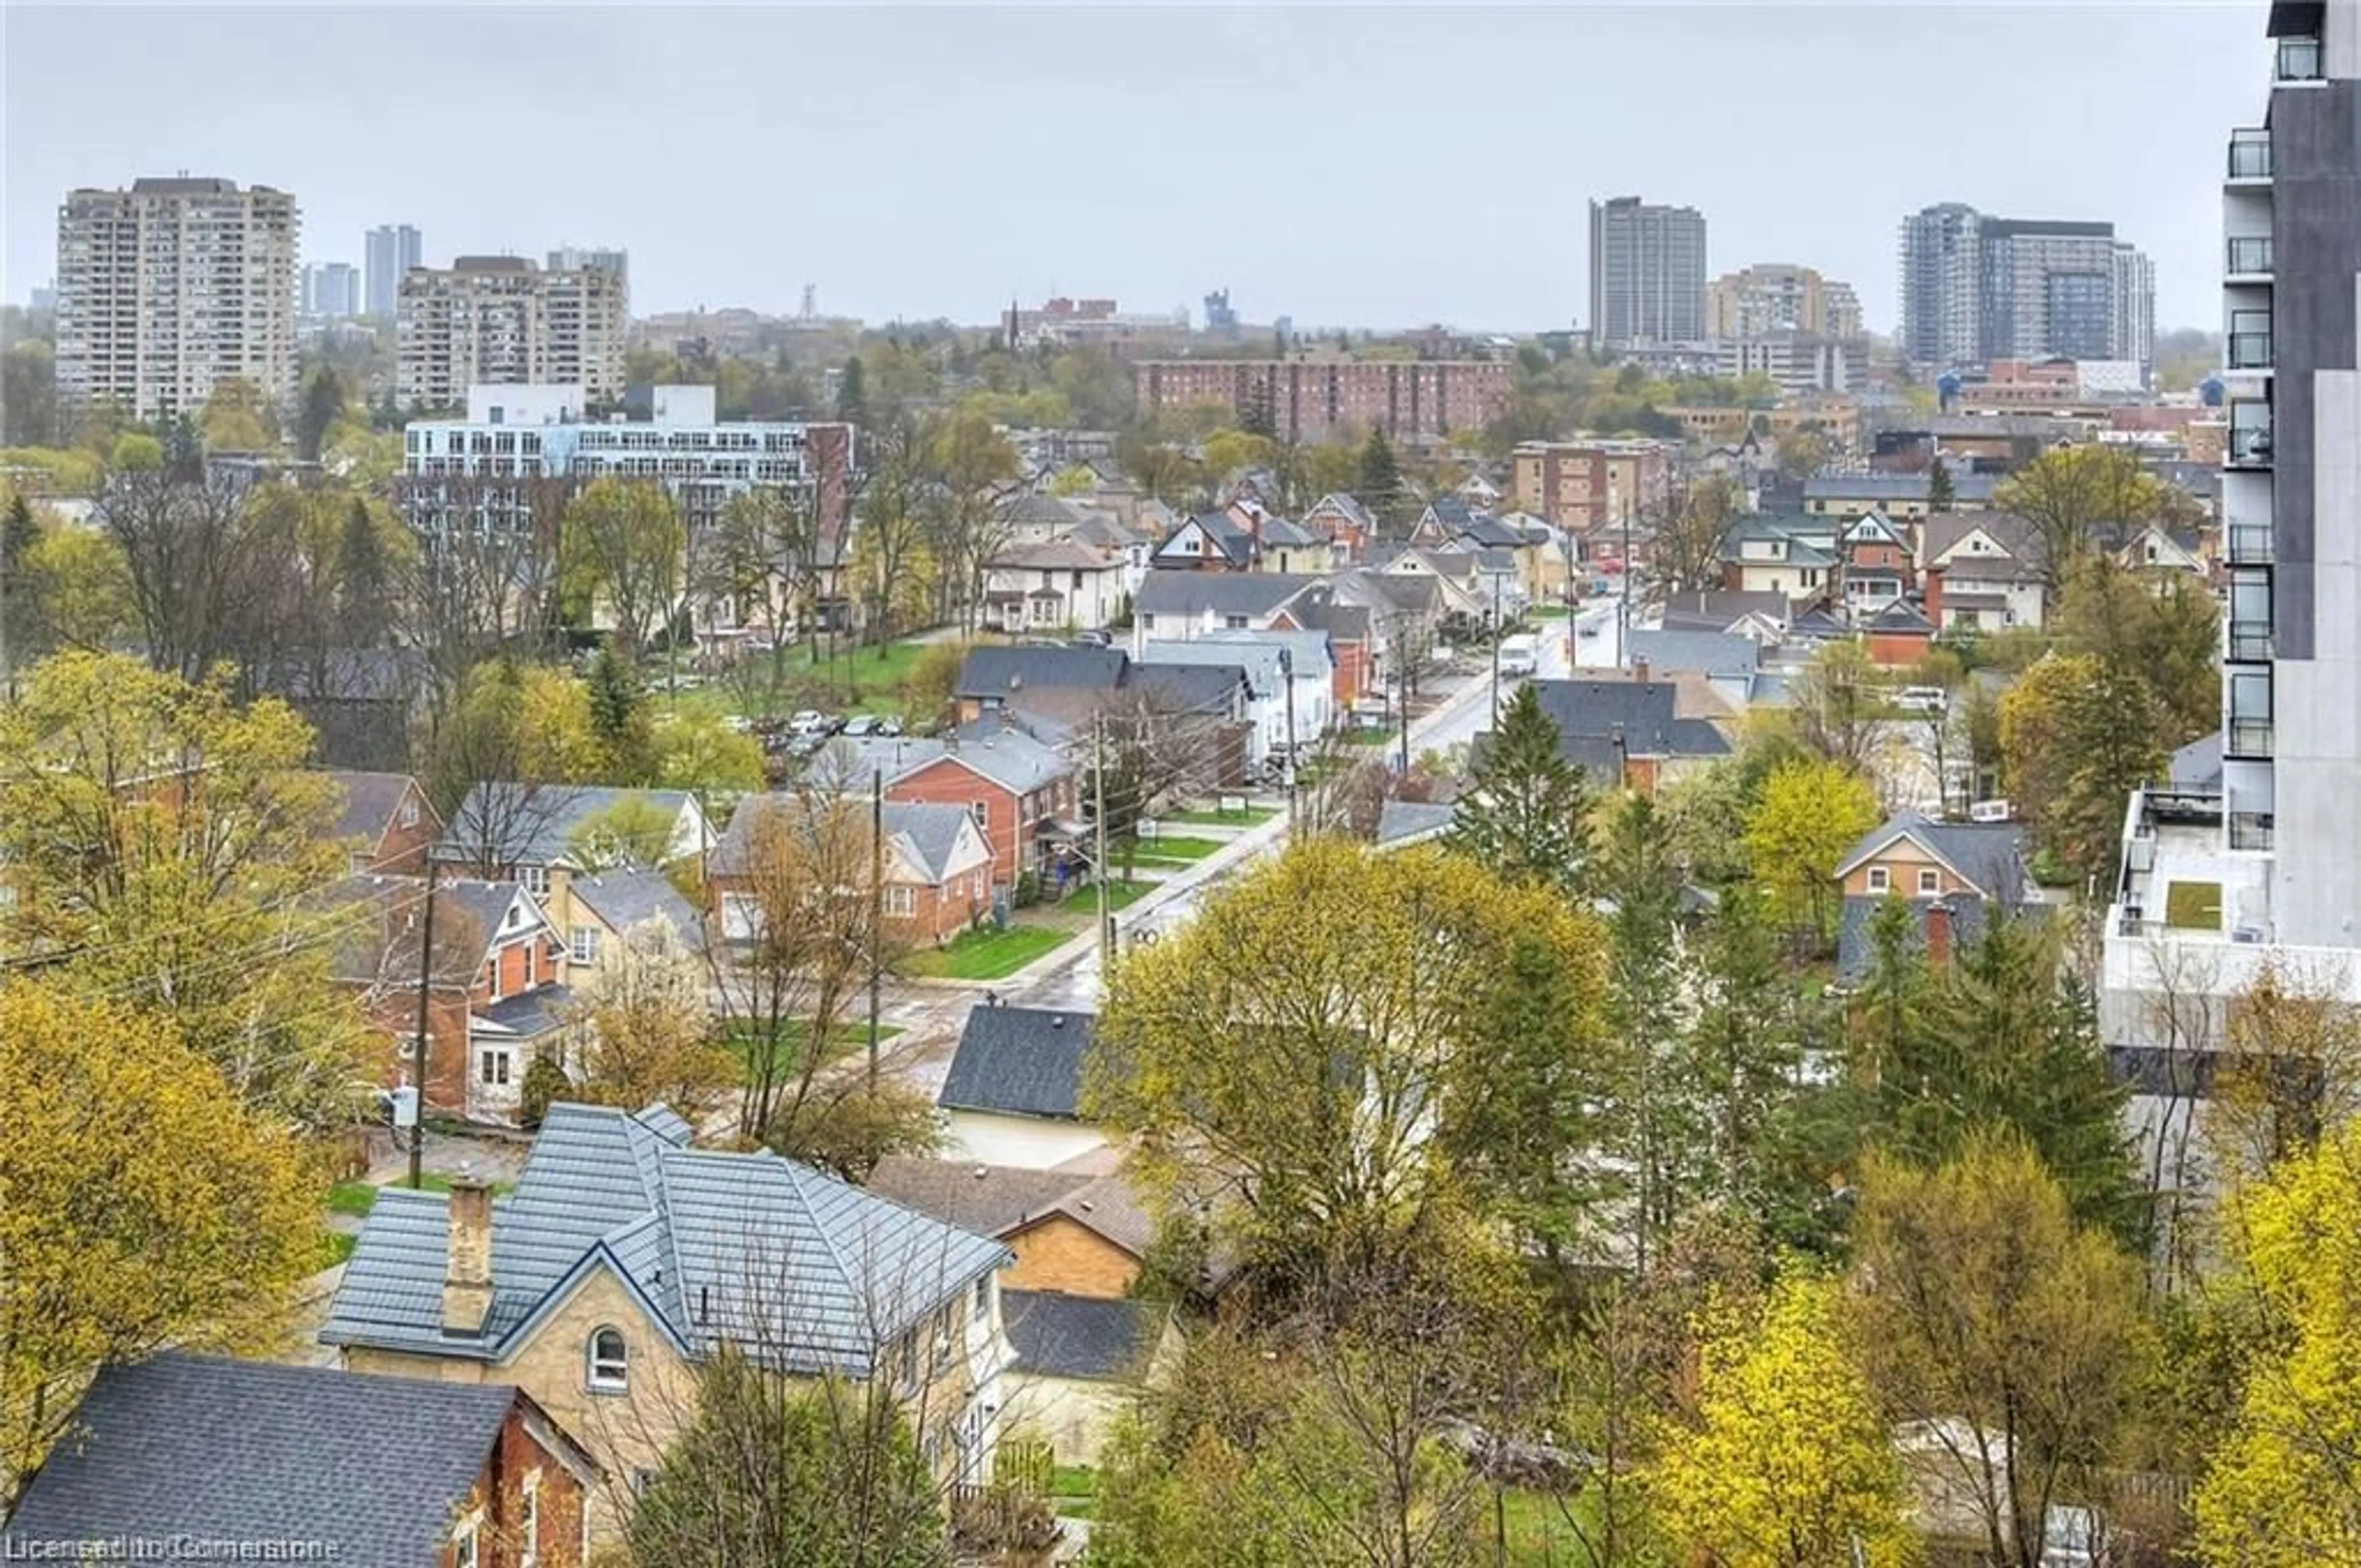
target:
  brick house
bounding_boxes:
[706,793,992,947]
[6,1353,597,1568]
[817,731,1081,898]
[325,769,442,876]
[323,1102,1013,1544]
[332,874,571,1124]
[438,784,716,967]
[1838,510,1916,615]
[1301,492,1377,565]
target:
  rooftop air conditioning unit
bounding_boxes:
[2232,927,2265,944]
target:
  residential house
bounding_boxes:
[1254,514,1327,574]
[1202,627,1336,743]
[1455,469,1504,508]
[1149,509,1257,571]
[1066,511,1152,598]
[1141,638,1295,767]
[438,785,716,956]
[1379,547,1506,632]
[955,645,1131,729]
[979,536,1131,632]
[1283,593,1380,709]
[707,793,993,946]
[1862,598,1940,666]
[1839,510,1916,614]
[1327,570,1441,692]
[2116,522,2209,585]
[1920,510,2047,632]
[1720,515,1840,606]
[1832,813,2033,980]
[564,868,704,972]
[1803,469,1998,517]
[5,1353,598,1568]
[815,729,1081,897]
[1513,677,1733,792]
[998,493,1096,545]
[1627,629,1765,712]
[1408,494,1485,545]
[330,874,571,1125]
[1132,571,1324,651]
[863,1157,1174,1468]
[323,1103,1013,1541]
[1374,798,1456,850]
[937,1004,1106,1169]
[1301,492,1378,565]
[326,769,441,876]
[1128,663,1257,785]
[1659,588,1792,642]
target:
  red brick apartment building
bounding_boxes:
[1134,358,1513,442]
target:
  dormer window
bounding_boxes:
[587,1326,629,1392]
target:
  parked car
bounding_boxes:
[1895,686,1950,715]
[788,710,831,736]
[841,715,884,737]
[1072,630,1112,648]
[874,715,906,737]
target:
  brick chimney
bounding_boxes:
[442,1178,494,1337]
[1633,657,1650,686]
[1922,564,1945,625]
[1924,898,1953,968]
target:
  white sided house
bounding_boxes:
[937,1005,1108,1171]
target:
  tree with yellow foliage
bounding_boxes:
[0,978,322,1508]
[1647,1272,1919,1568]
[0,652,367,1129]
[2195,1117,2361,1564]
[1742,756,1881,950]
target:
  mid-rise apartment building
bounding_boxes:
[1511,438,1675,541]
[53,176,299,418]
[397,256,628,411]
[364,223,422,319]
[1588,196,1709,349]
[1707,263,1862,341]
[1897,203,2156,374]
[1132,358,1511,443]
[2101,0,2359,1174]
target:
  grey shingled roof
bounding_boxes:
[4,1354,537,1568]
[322,1101,1008,1375]
[1201,626,1334,675]
[1129,662,1249,717]
[864,1159,1153,1259]
[1629,630,1761,679]
[1375,799,1456,848]
[958,645,1129,700]
[1836,893,1991,981]
[1525,679,1731,761]
[1003,1291,1159,1381]
[940,1005,1094,1120]
[1805,471,1998,504]
[1140,638,1287,697]
[441,784,698,869]
[1833,814,2028,905]
[325,770,423,849]
[810,728,1073,798]
[572,868,703,949]
[1659,589,1790,632]
[480,983,572,1037]
[1135,571,1323,619]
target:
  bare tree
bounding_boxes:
[95,456,268,681]
[855,416,932,654]
[1639,473,1741,605]
[392,472,570,725]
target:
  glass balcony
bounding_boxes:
[2228,525,2275,564]
[2229,331,2276,371]
[2229,718,2277,759]
[2227,236,2276,277]
[2230,812,2276,852]
[2278,36,2324,80]
[2229,402,2275,468]
[2228,129,2273,180]
[2229,622,2276,662]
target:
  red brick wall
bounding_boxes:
[370,783,441,877]
[887,757,1074,892]
[441,1402,592,1568]
[1865,630,1932,667]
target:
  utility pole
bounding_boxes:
[1619,478,1634,667]
[1398,673,1411,775]
[1488,570,1503,720]
[1093,713,1113,966]
[407,871,439,1189]
[868,767,883,1091]
[1280,647,1298,837]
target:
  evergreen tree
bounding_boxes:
[293,366,344,462]
[336,499,390,647]
[1927,454,1956,512]
[1595,792,1690,1270]
[587,643,653,781]
[1444,682,1592,897]
[2,494,35,577]
[837,354,866,424]
[1357,427,1402,520]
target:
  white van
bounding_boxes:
[1970,798,2016,823]
[1497,633,1539,678]
[1896,686,1950,715]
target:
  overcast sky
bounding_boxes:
[3,3,2268,334]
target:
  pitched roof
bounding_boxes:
[1921,509,2043,566]
[1140,638,1287,697]
[1375,799,1456,848]
[1067,513,1142,552]
[1200,627,1335,673]
[4,1354,568,1568]
[940,1004,1094,1120]
[1833,814,2029,904]
[988,537,1123,572]
[1134,571,1322,620]
[813,728,1073,798]
[1629,630,1762,678]
[441,784,700,870]
[325,770,425,849]
[1304,492,1377,531]
[864,1158,1153,1259]
[1000,493,1088,529]
[1836,894,1991,980]
[1129,662,1250,716]
[1805,470,1997,503]
[1524,679,1733,761]
[1003,1291,1159,1381]
[1258,515,1322,548]
[572,868,703,949]
[1658,589,1792,633]
[710,794,983,886]
[957,644,1130,700]
[1164,512,1255,564]
[323,1102,1007,1374]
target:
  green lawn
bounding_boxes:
[326,1173,515,1221]
[659,633,946,721]
[1495,1488,1592,1566]
[1133,833,1226,861]
[728,1019,906,1083]
[1051,1463,1098,1520]
[1527,604,1571,620]
[321,1231,357,1269]
[1166,804,1279,826]
[2166,879,2223,930]
[901,924,1072,981]
[1344,727,1397,746]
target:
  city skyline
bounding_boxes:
[2,4,2264,335]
